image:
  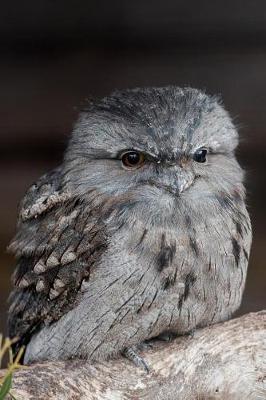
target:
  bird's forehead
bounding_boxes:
[75,87,236,157]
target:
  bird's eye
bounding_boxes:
[193,148,208,163]
[121,151,145,169]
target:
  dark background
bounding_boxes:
[0,1,265,336]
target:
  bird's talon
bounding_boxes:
[123,346,150,373]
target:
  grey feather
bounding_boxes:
[7,86,252,366]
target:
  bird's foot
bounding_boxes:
[123,345,150,373]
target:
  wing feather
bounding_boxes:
[8,168,107,351]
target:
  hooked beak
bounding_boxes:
[148,166,195,196]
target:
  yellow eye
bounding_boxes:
[121,151,145,169]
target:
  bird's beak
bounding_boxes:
[150,166,195,196]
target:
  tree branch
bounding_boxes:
[2,311,266,400]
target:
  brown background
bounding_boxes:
[0,1,265,336]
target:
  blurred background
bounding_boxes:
[0,0,265,335]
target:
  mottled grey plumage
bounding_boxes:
[8,86,252,368]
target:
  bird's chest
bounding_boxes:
[109,222,206,287]
[73,208,247,357]
[95,219,243,335]
[55,217,247,360]
[98,224,205,316]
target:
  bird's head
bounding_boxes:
[64,87,244,226]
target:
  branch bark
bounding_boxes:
[2,311,266,400]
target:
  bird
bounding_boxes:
[8,86,252,371]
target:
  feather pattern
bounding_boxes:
[8,168,107,350]
[7,86,252,365]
